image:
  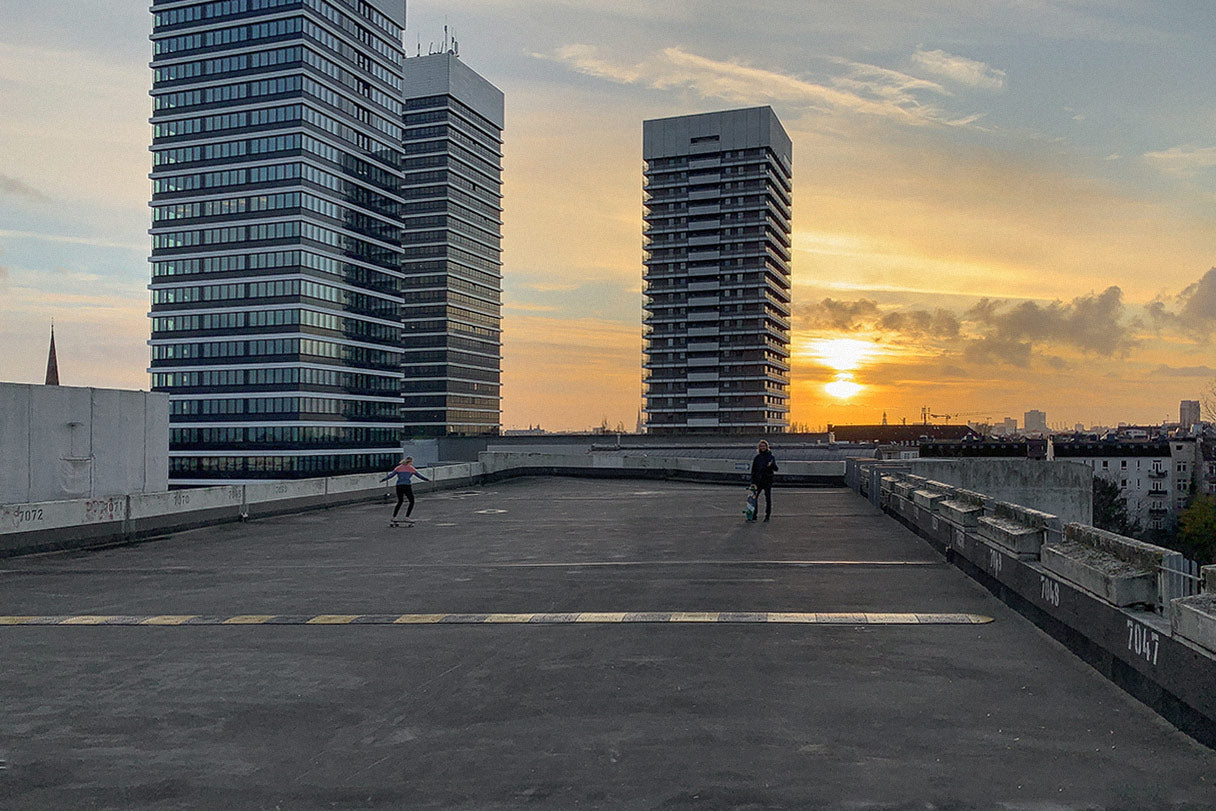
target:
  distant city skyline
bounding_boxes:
[4,1,1216,431]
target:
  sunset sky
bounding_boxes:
[2,1,1215,431]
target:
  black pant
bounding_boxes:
[755,483,772,518]
[393,484,415,518]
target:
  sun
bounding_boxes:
[824,373,863,400]
[806,338,881,372]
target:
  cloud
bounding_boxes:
[1151,364,1216,378]
[962,334,1033,367]
[797,297,960,341]
[1143,145,1216,178]
[0,173,50,202]
[536,45,984,128]
[911,49,1006,90]
[878,308,961,339]
[1143,269,1216,338]
[1176,268,1216,329]
[964,286,1135,358]
[798,297,881,330]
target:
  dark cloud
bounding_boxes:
[798,298,960,339]
[0,173,50,202]
[962,334,1032,367]
[797,298,881,331]
[1150,364,1216,377]
[878,308,960,339]
[1177,268,1216,329]
[963,286,1135,358]
[939,364,970,378]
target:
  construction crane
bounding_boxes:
[921,407,992,425]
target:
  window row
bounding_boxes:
[154,44,301,83]
[153,337,401,367]
[152,249,401,294]
[169,452,398,475]
[154,74,301,112]
[155,17,301,56]
[171,425,401,446]
[152,277,398,315]
[170,396,399,417]
[402,95,501,143]
[153,219,299,248]
[155,366,400,392]
[153,102,300,139]
[155,0,299,28]
[152,307,401,341]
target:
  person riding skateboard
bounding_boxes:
[380,456,430,526]
[750,440,778,522]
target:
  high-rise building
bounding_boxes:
[642,107,793,434]
[400,52,503,437]
[1024,410,1048,433]
[148,0,409,483]
[1180,400,1200,431]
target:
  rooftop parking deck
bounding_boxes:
[2,478,1214,807]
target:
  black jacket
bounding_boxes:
[750,450,778,487]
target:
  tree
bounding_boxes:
[1092,476,1142,538]
[1176,495,1216,565]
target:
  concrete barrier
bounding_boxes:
[243,479,328,518]
[1041,524,1176,608]
[867,466,1216,749]
[128,486,244,535]
[0,496,128,555]
[1169,565,1216,655]
[478,451,845,485]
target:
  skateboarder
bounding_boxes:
[380,456,430,526]
[749,440,778,522]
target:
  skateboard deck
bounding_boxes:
[744,486,758,522]
[389,520,414,528]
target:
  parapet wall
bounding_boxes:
[0,452,845,557]
[851,459,1216,747]
[902,458,1093,524]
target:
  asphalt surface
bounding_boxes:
[1,477,1214,809]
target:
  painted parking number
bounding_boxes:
[1126,620,1159,666]
[1039,575,1060,607]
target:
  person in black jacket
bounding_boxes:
[750,440,779,521]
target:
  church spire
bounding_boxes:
[44,323,60,386]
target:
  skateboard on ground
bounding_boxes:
[389,520,414,528]
[744,485,758,522]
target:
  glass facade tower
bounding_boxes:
[642,107,793,434]
[148,0,409,482]
[400,52,503,437]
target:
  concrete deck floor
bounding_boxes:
[1,477,1214,808]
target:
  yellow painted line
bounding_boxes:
[0,613,995,626]
[815,613,869,623]
[141,615,197,626]
[483,613,536,623]
[393,614,446,624]
[222,615,277,625]
[766,612,818,623]
[575,612,626,623]
[863,613,915,624]
[60,615,115,625]
[306,615,359,625]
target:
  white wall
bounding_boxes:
[0,383,169,504]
